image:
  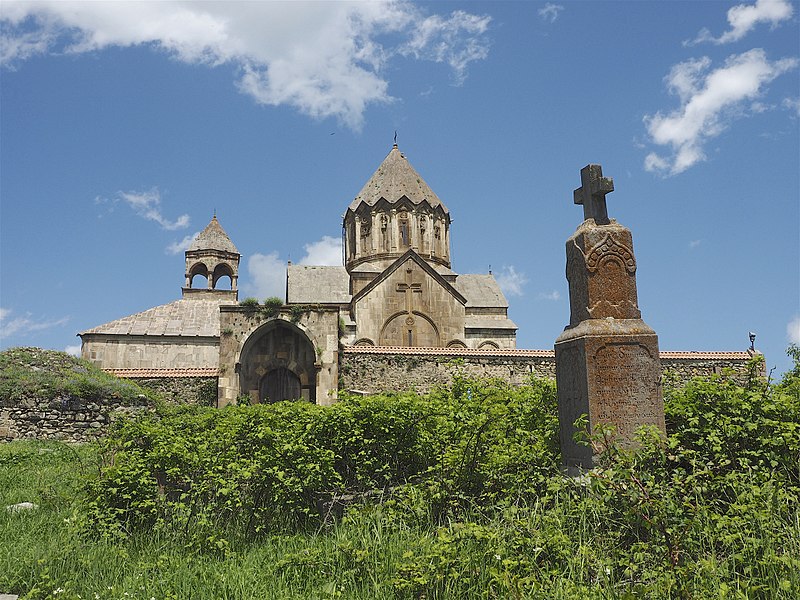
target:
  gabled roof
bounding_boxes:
[187,215,239,254]
[454,274,509,308]
[352,249,466,306]
[287,265,351,304]
[79,297,236,338]
[348,145,448,214]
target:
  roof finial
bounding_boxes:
[213,208,216,219]
[393,130,397,148]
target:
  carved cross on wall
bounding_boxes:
[396,266,422,314]
[573,164,614,225]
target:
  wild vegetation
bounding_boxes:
[0,347,154,404]
[0,349,798,599]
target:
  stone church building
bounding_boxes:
[80,144,520,405]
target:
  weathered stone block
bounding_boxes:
[555,165,665,470]
[555,319,663,469]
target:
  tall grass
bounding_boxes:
[2,440,798,599]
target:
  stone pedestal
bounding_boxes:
[555,165,664,470]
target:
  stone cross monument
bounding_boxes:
[555,164,665,470]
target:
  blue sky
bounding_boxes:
[1,0,798,375]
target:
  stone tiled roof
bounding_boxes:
[188,216,239,254]
[80,298,236,337]
[106,368,219,378]
[348,146,448,214]
[287,265,351,304]
[454,274,509,308]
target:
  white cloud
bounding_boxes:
[537,290,561,301]
[643,49,797,175]
[64,344,81,357]
[246,252,286,301]
[688,0,794,45]
[688,239,702,249]
[298,235,342,266]
[400,10,491,85]
[166,231,200,255]
[538,4,564,23]
[788,316,800,344]
[0,307,69,339]
[0,1,491,130]
[115,188,189,230]
[495,266,528,297]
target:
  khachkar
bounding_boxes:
[555,164,665,470]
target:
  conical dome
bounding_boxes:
[344,145,451,273]
[188,215,239,254]
[347,145,448,214]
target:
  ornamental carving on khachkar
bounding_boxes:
[555,164,665,471]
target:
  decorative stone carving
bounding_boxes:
[555,164,665,471]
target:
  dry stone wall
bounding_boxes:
[0,394,152,442]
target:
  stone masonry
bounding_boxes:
[555,165,666,470]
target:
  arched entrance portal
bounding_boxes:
[238,320,317,403]
[260,367,301,403]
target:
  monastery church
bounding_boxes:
[80,144,517,405]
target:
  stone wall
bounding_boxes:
[0,394,152,443]
[340,347,755,395]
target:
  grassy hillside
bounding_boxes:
[0,347,153,404]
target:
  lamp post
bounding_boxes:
[748,332,756,352]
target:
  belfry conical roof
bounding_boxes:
[187,215,239,254]
[348,145,448,214]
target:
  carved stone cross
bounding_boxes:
[396,266,422,314]
[574,164,614,225]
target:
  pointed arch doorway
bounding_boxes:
[238,320,317,404]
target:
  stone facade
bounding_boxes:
[555,165,665,470]
[217,306,341,406]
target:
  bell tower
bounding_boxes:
[183,214,240,300]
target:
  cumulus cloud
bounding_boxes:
[166,231,200,255]
[298,235,342,266]
[0,1,491,129]
[64,344,81,357]
[538,3,564,23]
[246,251,286,300]
[495,266,528,297]
[688,0,794,45]
[537,290,561,301]
[0,307,69,339]
[643,49,797,175]
[788,316,800,345]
